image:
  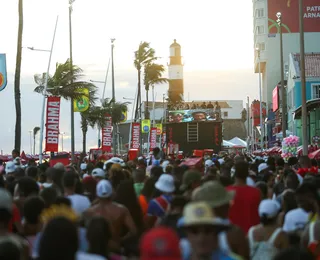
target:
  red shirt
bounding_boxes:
[8,204,21,233]
[226,185,260,234]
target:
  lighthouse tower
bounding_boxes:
[168,39,184,103]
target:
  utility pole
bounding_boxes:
[256,48,263,150]
[69,0,75,162]
[299,0,308,155]
[111,38,116,155]
[277,12,287,140]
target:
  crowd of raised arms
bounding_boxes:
[1,147,320,260]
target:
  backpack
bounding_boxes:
[248,227,281,260]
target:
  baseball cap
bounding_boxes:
[0,188,13,213]
[96,180,113,198]
[80,163,87,170]
[192,181,235,208]
[140,227,181,260]
[181,201,227,227]
[258,199,281,218]
[92,168,105,178]
[5,162,16,174]
[283,208,309,232]
[180,170,202,191]
[258,163,268,173]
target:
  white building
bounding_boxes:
[252,0,320,107]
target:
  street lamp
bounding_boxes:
[60,132,65,152]
[29,16,59,163]
[299,0,308,155]
[277,12,287,139]
[256,48,263,150]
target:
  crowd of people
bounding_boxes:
[0,147,320,259]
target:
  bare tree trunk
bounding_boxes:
[14,0,23,151]
[135,69,141,121]
[81,115,87,154]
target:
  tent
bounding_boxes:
[223,140,236,147]
[228,137,247,148]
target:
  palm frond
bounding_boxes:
[33,127,40,138]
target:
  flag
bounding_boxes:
[120,111,127,123]
[131,123,140,149]
[156,123,162,135]
[45,96,61,152]
[101,115,112,152]
[0,54,7,92]
[141,119,151,134]
[74,88,89,112]
[149,127,157,151]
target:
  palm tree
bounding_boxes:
[144,63,168,121]
[33,127,40,154]
[134,42,156,120]
[14,0,23,151]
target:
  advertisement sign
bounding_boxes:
[156,123,162,135]
[141,119,151,133]
[268,0,320,34]
[0,54,7,92]
[149,127,157,151]
[74,88,89,112]
[168,109,220,123]
[131,123,140,149]
[45,96,61,152]
[251,101,267,127]
[101,115,112,152]
[273,86,279,112]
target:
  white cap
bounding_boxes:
[103,157,125,170]
[0,188,13,212]
[80,163,87,170]
[96,180,113,198]
[5,162,16,174]
[283,208,309,232]
[218,159,225,165]
[92,168,105,178]
[258,199,280,218]
[155,174,175,193]
[162,160,170,172]
[258,163,268,173]
[205,160,213,167]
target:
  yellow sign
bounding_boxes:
[141,119,151,133]
[156,123,162,135]
[120,111,127,123]
[74,88,89,112]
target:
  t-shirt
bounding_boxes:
[67,194,91,216]
[226,185,260,234]
[8,204,21,232]
[134,183,144,196]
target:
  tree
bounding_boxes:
[144,63,168,121]
[34,60,97,154]
[14,0,23,151]
[33,127,40,154]
[134,42,156,120]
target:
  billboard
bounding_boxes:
[273,86,280,112]
[168,109,220,123]
[45,96,61,152]
[268,0,320,34]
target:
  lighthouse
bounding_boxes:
[168,39,184,103]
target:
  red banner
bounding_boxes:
[149,127,157,151]
[131,123,140,149]
[101,115,112,152]
[45,96,61,152]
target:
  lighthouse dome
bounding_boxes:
[170,39,180,48]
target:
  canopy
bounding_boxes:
[223,140,236,147]
[228,137,247,147]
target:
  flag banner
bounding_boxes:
[156,123,162,135]
[74,88,89,112]
[0,54,7,92]
[101,115,112,152]
[45,96,61,152]
[131,123,140,149]
[141,119,151,133]
[120,111,127,123]
[149,127,157,151]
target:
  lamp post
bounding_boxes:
[256,48,263,150]
[299,0,308,155]
[60,132,65,152]
[110,38,116,155]
[29,130,32,155]
[277,12,287,140]
[33,16,59,164]
[69,0,75,162]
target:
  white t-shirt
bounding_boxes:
[67,194,91,215]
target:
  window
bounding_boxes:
[256,42,266,51]
[312,84,320,99]
[223,111,228,118]
[256,25,264,34]
[255,8,265,18]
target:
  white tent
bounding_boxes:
[223,140,236,147]
[228,137,247,147]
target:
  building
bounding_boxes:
[253,0,320,107]
[287,52,320,143]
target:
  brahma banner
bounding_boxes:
[131,123,140,149]
[45,96,61,152]
[149,127,157,151]
[101,115,112,152]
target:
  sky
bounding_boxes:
[0,0,259,154]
